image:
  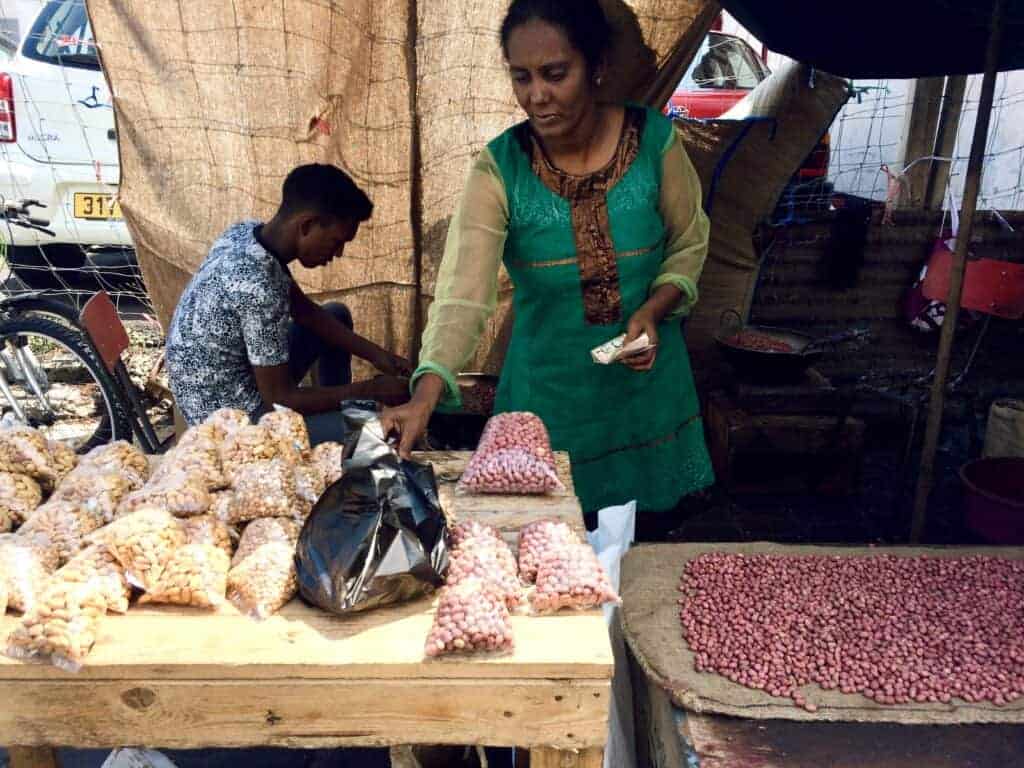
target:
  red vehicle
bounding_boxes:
[666,31,830,187]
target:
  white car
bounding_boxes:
[0,0,132,287]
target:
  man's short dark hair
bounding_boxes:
[279,163,373,223]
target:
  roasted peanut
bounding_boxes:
[227,540,297,619]
[100,507,187,592]
[259,407,311,464]
[224,459,300,524]
[139,543,229,608]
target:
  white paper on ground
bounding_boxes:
[587,501,637,768]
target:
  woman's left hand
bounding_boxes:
[622,307,659,372]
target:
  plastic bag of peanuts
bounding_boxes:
[117,470,212,519]
[182,515,235,558]
[231,517,300,568]
[0,532,54,613]
[139,543,230,609]
[517,519,580,584]
[55,544,131,614]
[223,459,300,524]
[153,424,228,491]
[78,440,150,487]
[52,467,138,523]
[449,520,504,550]
[259,406,311,464]
[311,441,344,487]
[0,471,42,529]
[529,541,619,614]
[293,463,326,511]
[5,579,107,670]
[227,540,298,619]
[17,499,107,565]
[46,439,77,483]
[204,407,251,441]
[99,507,187,592]
[219,424,281,483]
[457,412,564,495]
[425,578,514,657]
[447,537,523,610]
[0,425,60,490]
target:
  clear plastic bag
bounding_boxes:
[204,407,251,441]
[0,425,60,489]
[224,459,301,524]
[17,499,107,565]
[182,514,235,558]
[529,541,620,614]
[446,537,523,610]
[0,471,41,528]
[0,532,53,613]
[449,520,504,550]
[46,439,78,485]
[0,580,7,614]
[139,543,230,608]
[5,580,106,671]
[231,517,300,568]
[311,441,344,487]
[259,406,311,464]
[517,519,580,584]
[424,578,514,657]
[117,470,212,518]
[227,540,297,619]
[79,440,150,487]
[219,425,281,481]
[56,544,131,614]
[457,412,564,495]
[100,507,187,592]
[154,424,228,491]
[293,463,326,511]
[53,467,138,522]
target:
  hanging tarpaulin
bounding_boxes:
[721,0,1024,78]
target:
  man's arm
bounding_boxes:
[253,364,408,414]
[289,283,412,376]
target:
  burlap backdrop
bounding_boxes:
[86,0,716,373]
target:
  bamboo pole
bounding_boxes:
[910,0,1003,542]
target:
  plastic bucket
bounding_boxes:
[960,457,1024,544]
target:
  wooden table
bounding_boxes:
[0,452,611,768]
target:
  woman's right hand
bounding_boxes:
[380,373,445,459]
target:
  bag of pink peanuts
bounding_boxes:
[529,540,621,614]
[457,412,564,495]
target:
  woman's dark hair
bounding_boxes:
[279,163,373,223]
[500,0,612,73]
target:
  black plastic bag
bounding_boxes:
[295,403,448,614]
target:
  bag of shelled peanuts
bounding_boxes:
[457,412,563,495]
[529,541,620,614]
[52,467,138,522]
[517,519,579,584]
[310,441,344,486]
[223,459,301,524]
[182,515,235,558]
[259,406,311,464]
[0,532,55,613]
[5,579,107,670]
[99,507,187,592]
[0,425,61,490]
[153,424,228,491]
[55,544,131,614]
[227,540,298,619]
[231,517,300,569]
[424,578,514,657]
[17,499,107,565]
[139,543,230,609]
[203,407,250,441]
[116,470,212,519]
[0,471,42,530]
[78,440,150,487]
[219,425,281,482]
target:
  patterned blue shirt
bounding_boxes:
[166,220,291,424]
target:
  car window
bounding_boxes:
[22,0,100,71]
[681,33,767,91]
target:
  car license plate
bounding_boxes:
[73,193,122,220]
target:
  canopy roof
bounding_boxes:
[722,1,1024,78]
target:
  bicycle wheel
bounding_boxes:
[0,316,133,451]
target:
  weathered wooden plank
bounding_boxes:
[0,600,612,682]
[528,746,604,768]
[7,748,58,768]
[0,679,610,750]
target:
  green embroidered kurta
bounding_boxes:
[415,105,714,513]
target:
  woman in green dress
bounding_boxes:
[383,0,714,531]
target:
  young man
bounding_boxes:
[166,163,412,443]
